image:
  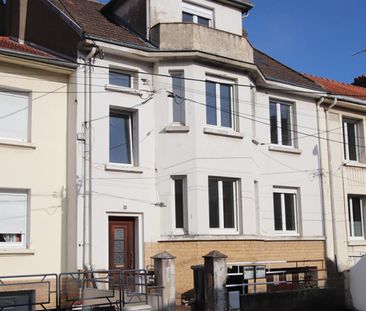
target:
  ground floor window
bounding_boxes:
[209,177,239,230]
[0,190,28,248]
[273,188,298,234]
[349,195,365,239]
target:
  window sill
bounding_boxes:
[164,125,190,133]
[348,239,366,246]
[105,163,143,174]
[343,161,366,169]
[273,232,300,237]
[203,127,244,139]
[0,140,36,149]
[0,248,35,255]
[268,145,302,155]
[105,84,142,96]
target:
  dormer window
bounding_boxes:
[182,1,213,27]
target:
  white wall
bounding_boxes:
[153,61,323,241]
[149,0,243,35]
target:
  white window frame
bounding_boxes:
[0,89,31,143]
[208,177,239,234]
[205,76,236,130]
[170,71,185,125]
[348,196,365,240]
[171,175,188,234]
[343,118,361,162]
[108,68,138,90]
[273,187,299,235]
[182,1,214,27]
[0,189,29,249]
[109,108,134,166]
[270,100,295,148]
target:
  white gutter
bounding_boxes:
[324,97,339,270]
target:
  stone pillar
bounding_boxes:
[152,252,176,311]
[203,250,228,311]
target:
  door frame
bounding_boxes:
[106,213,143,271]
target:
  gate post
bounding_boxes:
[203,250,228,311]
[152,251,176,311]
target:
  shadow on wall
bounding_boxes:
[349,256,366,311]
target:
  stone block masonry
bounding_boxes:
[145,240,325,298]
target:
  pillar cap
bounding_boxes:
[151,251,176,259]
[203,250,227,259]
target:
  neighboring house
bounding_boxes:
[2,0,327,299]
[0,35,75,275]
[307,75,366,272]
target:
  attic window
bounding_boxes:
[182,1,213,27]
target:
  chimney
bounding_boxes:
[3,0,29,42]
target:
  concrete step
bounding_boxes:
[122,304,152,311]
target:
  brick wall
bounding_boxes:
[145,240,325,298]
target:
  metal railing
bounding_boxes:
[0,269,156,310]
[121,269,148,307]
[58,270,122,310]
[0,273,58,310]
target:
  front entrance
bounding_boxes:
[109,217,135,271]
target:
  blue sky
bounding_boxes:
[99,0,366,83]
[245,0,366,83]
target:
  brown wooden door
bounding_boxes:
[109,217,135,271]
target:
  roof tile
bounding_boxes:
[0,36,55,58]
[49,0,155,49]
[306,74,366,100]
[254,49,323,91]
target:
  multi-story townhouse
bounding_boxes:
[0,35,75,275]
[307,75,366,272]
[2,0,328,300]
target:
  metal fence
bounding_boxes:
[0,269,158,311]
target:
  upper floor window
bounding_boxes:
[206,80,234,129]
[109,108,135,165]
[209,177,239,230]
[0,190,28,249]
[270,100,294,147]
[109,70,132,88]
[182,1,213,27]
[343,118,363,162]
[172,175,188,233]
[171,72,185,124]
[273,188,298,234]
[0,90,29,142]
[348,195,365,239]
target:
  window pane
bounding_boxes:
[174,179,184,229]
[280,104,292,146]
[182,12,194,22]
[0,91,28,142]
[206,81,217,125]
[109,71,131,88]
[172,74,184,123]
[109,112,132,164]
[209,179,219,228]
[347,122,358,161]
[273,193,282,231]
[220,84,232,128]
[351,197,363,237]
[270,102,278,144]
[223,180,235,228]
[284,194,296,231]
[197,16,210,26]
[0,192,27,246]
